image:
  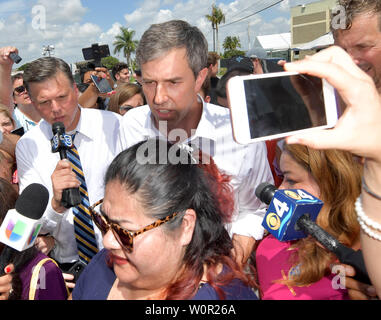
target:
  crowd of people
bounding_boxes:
[0,0,380,301]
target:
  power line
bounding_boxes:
[220,0,285,28]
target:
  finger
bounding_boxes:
[345,276,376,300]
[285,128,349,151]
[4,264,14,274]
[347,288,370,300]
[286,46,367,80]
[63,273,75,281]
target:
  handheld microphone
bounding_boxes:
[9,52,22,64]
[0,183,49,275]
[51,122,81,208]
[256,182,371,285]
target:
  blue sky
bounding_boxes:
[0,0,319,66]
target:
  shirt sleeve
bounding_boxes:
[229,141,274,240]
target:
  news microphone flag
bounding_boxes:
[0,210,42,251]
[261,188,323,241]
[0,183,49,252]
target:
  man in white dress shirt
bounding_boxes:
[15,57,126,281]
[121,20,273,264]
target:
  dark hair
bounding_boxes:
[23,57,75,93]
[112,62,129,80]
[79,62,96,83]
[0,178,38,300]
[104,138,256,299]
[216,68,251,99]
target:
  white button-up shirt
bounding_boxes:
[16,107,126,264]
[121,98,274,240]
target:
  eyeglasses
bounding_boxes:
[119,105,134,113]
[13,85,26,95]
[89,199,178,252]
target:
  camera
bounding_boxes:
[82,43,110,67]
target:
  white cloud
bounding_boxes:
[0,0,297,66]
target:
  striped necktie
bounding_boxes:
[66,133,99,264]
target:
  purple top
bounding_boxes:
[73,249,258,300]
[19,251,68,300]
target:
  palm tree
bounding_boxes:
[223,36,241,52]
[205,4,225,54]
[113,26,139,69]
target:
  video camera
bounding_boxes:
[82,43,110,67]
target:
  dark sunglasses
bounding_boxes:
[89,199,178,252]
[13,85,26,95]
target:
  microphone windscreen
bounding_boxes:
[255,182,276,205]
[52,122,65,135]
[15,183,49,220]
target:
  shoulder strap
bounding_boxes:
[29,257,59,300]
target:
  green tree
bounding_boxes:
[17,62,31,72]
[222,36,245,58]
[113,26,139,68]
[223,36,241,52]
[101,56,120,70]
[205,4,225,54]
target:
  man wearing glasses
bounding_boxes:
[11,73,42,132]
[0,47,41,133]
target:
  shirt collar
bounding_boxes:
[143,95,218,143]
[42,105,92,140]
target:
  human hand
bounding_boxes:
[0,46,18,68]
[62,273,75,289]
[51,159,80,213]
[0,264,14,300]
[334,263,378,300]
[34,235,55,255]
[94,67,115,89]
[232,234,256,267]
[283,46,381,164]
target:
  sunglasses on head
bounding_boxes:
[89,199,178,253]
[13,85,26,95]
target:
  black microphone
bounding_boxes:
[0,183,49,275]
[256,182,371,285]
[9,52,22,64]
[51,122,81,208]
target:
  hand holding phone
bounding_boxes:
[91,74,113,94]
[227,71,338,144]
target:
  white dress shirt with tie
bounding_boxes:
[16,107,127,264]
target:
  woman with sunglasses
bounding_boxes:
[108,83,145,116]
[71,138,258,300]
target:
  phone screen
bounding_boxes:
[91,75,112,93]
[243,74,327,139]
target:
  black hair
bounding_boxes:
[111,62,129,80]
[103,138,256,299]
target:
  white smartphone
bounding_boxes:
[227,71,338,144]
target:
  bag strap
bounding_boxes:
[29,257,59,300]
